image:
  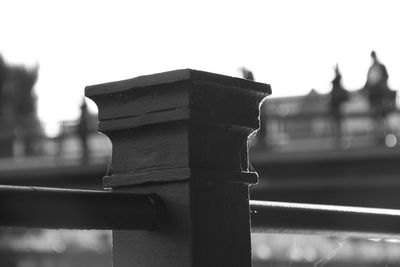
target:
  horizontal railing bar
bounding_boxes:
[250,200,400,238]
[0,185,166,230]
[265,109,400,120]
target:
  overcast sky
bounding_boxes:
[1,0,400,133]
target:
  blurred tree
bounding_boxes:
[11,64,40,156]
[0,55,41,157]
[12,66,38,116]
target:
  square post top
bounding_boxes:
[85,69,271,188]
[86,69,269,97]
[86,69,270,131]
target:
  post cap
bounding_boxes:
[86,69,271,188]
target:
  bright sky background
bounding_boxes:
[1,0,400,133]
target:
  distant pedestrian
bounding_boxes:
[77,98,89,164]
[239,67,255,81]
[363,51,396,144]
[0,55,6,116]
[329,64,348,147]
[364,51,391,115]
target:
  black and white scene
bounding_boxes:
[1,1,400,266]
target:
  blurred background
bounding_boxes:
[2,0,400,266]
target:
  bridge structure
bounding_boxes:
[2,135,400,210]
[1,70,400,267]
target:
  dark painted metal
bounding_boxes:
[0,164,107,189]
[87,69,271,267]
[250,200,400,238]
[0,185,165,230]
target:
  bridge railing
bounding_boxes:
[2,69,400,267]
[261,108,400,150]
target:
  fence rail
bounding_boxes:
[0,185,165,230]
[250,200,400,238]
[3,185,400,239]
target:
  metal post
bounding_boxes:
[86,69,270,267]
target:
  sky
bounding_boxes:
[1,0,400,134]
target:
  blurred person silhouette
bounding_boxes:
[363,51,396,144]
[329,64,348,148]
[77,98,89,164]
[0,55,5,116]
[239,67,255,81]
[56,121,66,159]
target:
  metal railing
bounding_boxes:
[2,185,400,238]
[0,185,165,230]
[262,109,400,150]
[2,70,399,267]
[2,189,400,264]
[250,200,400,238]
